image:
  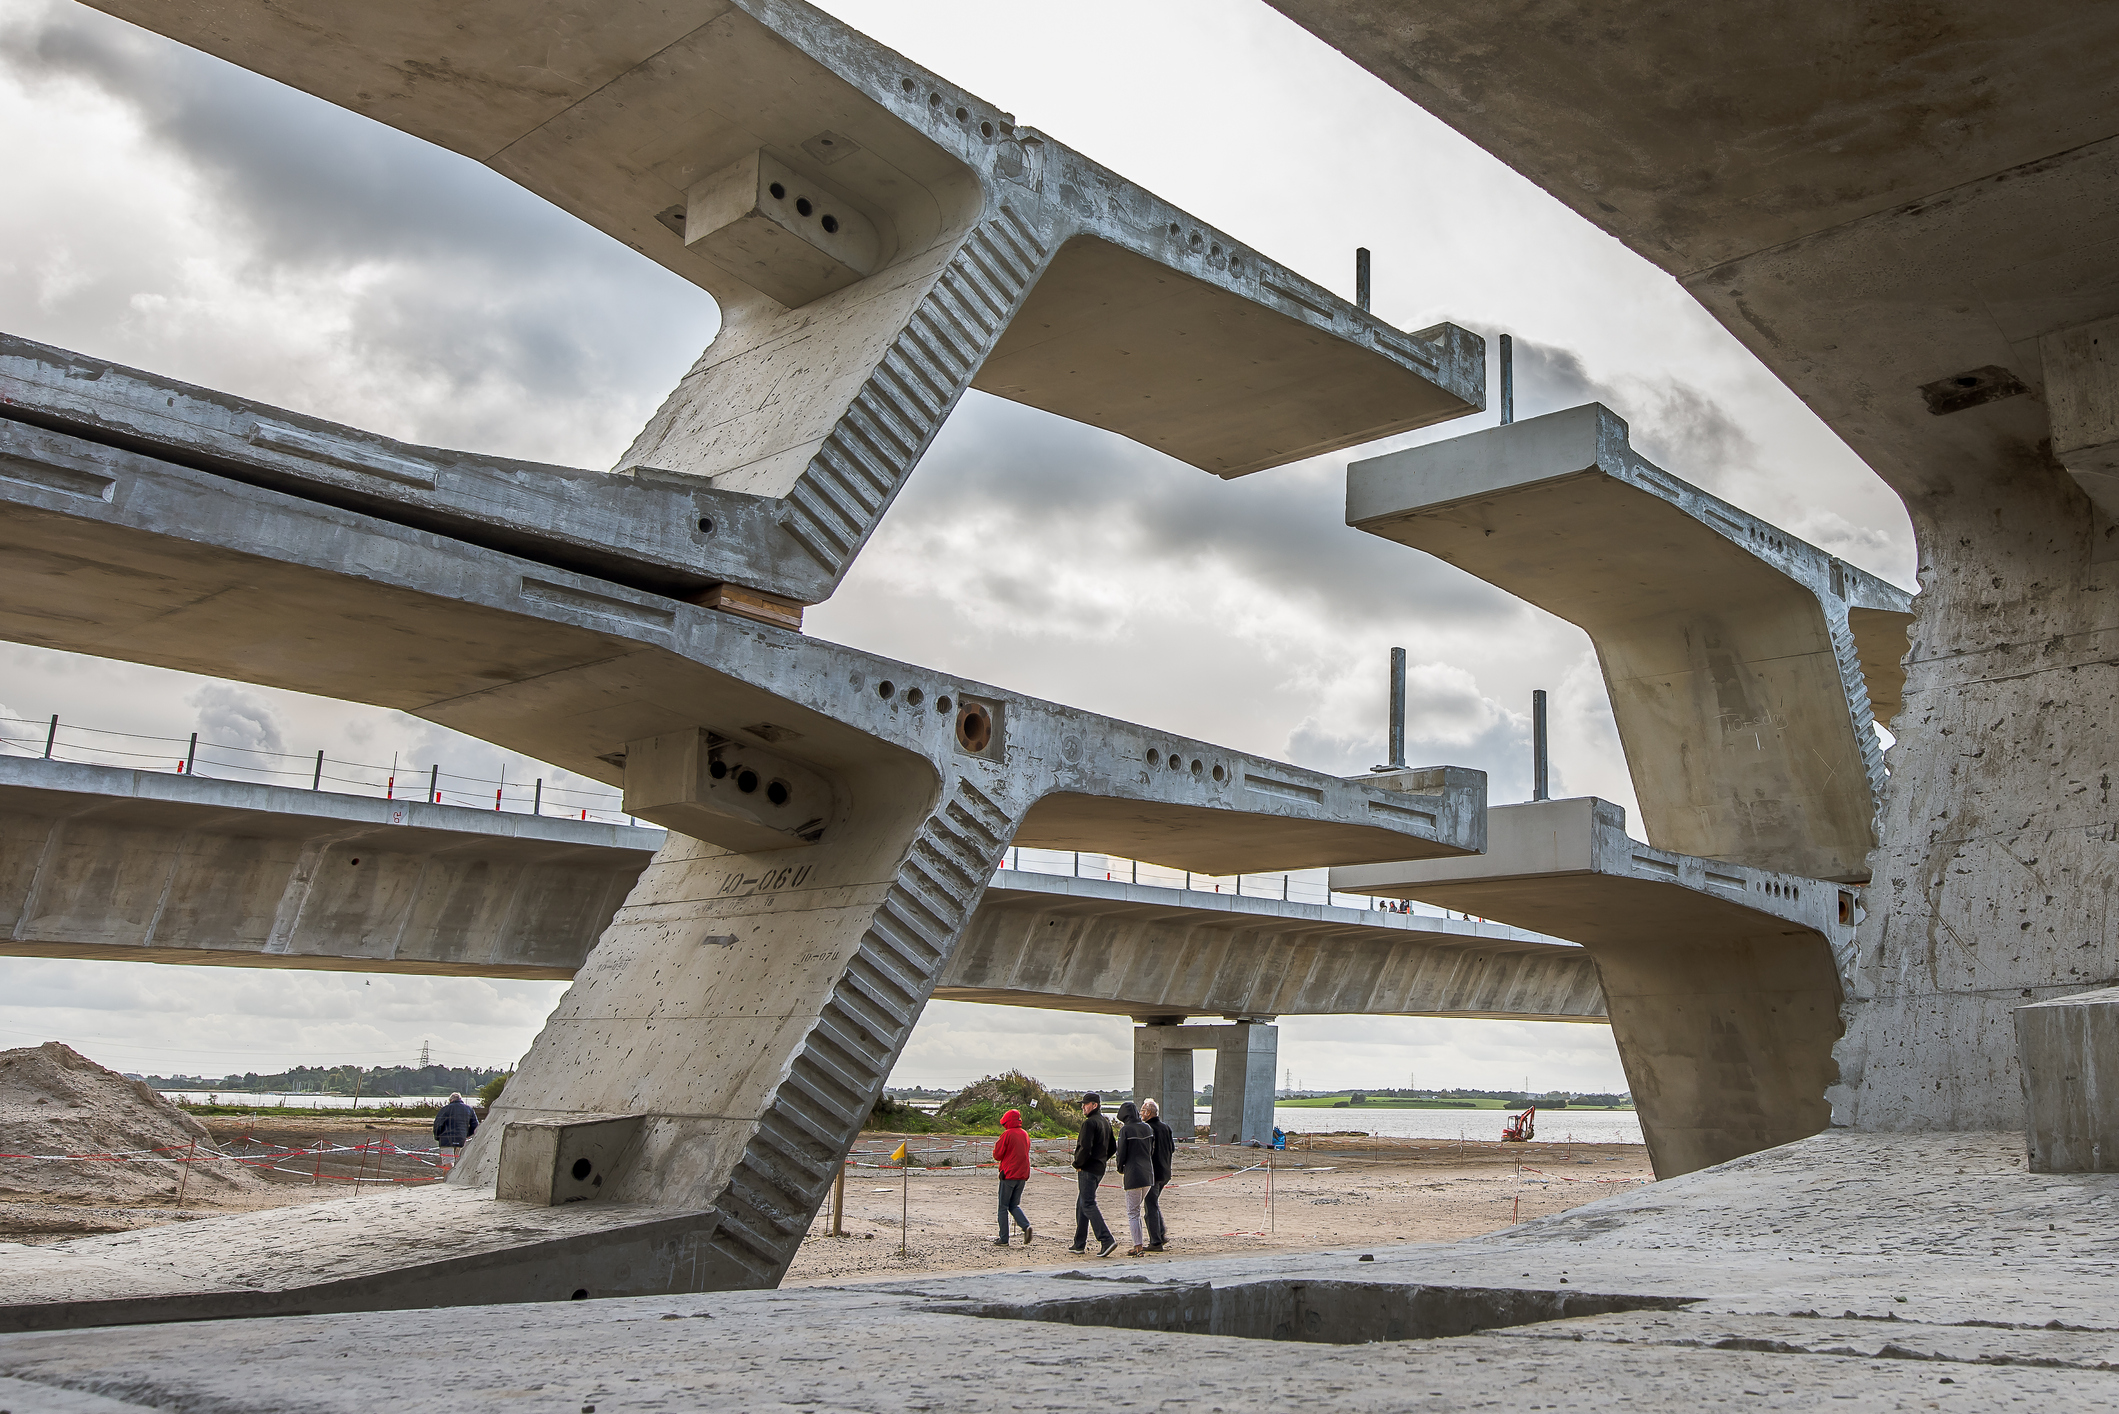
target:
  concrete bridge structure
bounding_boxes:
[0,0,1515,1324]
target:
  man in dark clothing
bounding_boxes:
[433,1092,478,1173]
[1140,1097,1176,1251]
[1069,1091,1118,1257]
[1113,1101,1156,1256]
[991,1108,1033,1245]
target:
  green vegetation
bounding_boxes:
[144,1062,508,1098]
[864,1071,1084,1137]
[475,1073,510,1109]
[175,1101,446,1117]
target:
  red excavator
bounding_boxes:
[1501,1106,1537,1143]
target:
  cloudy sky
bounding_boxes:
[0,0,1915,1096]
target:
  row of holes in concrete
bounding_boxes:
[1147,747,1226,783]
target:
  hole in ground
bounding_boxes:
[930,1279,1690,1345]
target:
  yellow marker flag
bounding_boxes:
[889,1141,910,1165]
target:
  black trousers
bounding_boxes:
[998,1178,1029,1239]
[1072,1166,1112,1248]
[1143,1180,1168,1245]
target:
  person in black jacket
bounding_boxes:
[1140,1097,1176,1251]
[1114,1101,1156,1256]
[432,1092,478,1173]
[1070,1091,1118,1257]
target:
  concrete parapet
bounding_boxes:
[2016,987,2119,1173]
[1334,798,1853,1179]
[1347,403,1912,882]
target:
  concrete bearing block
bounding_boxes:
[621,728,836,851]
[496,1116,646,1205]
[2016,987,2119,1172]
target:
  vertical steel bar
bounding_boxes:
[42,714,57,758]
[1532,689,1550,801]
[1500,333,1515,425]
[429,764,439,803]
[533,778,542,815]
[1355,247,1371,312]
[184,732,197,775]
[312,750,323,790]
[1388,647,1407,769]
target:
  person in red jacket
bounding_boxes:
[991,1108,1034,1246]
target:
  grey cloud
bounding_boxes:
[188,683,284,756]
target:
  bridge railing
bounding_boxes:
[996,845,1448,918]
[0,714,632,825]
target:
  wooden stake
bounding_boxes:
[831,1160,845,1237]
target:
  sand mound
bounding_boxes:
[0,1042,266,1204]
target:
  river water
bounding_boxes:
[156,1091,454,1110]
[1195,1107,1644,1145]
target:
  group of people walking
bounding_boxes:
[990,1092,1176,1258]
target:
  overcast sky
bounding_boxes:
[0,0,1915,1096]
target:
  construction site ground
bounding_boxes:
[0,1117,1649,1266]
[787,1131,1651,1283]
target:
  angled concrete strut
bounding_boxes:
[0,756,1594,1020]
[66,0,1485,610]
[1335,798,1854,1180]
[1348,403,1913,882]
[0,391,1485,1318]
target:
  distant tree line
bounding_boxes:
[143,1063,508,1096]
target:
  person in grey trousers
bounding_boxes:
[1140,1097,1176,1251]
[1114,1101,1156,1257]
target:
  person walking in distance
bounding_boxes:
[1070,1091,1118,1258]
[1141,1097,1175,1252]
[433,1091,478,1173]
[1114,1101,1156,1257]
[992,1107,1033,1246]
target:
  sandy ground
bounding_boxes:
[0,1116,446,1244]
[0,1119,1653,1274]
[782,1132,1652,1284]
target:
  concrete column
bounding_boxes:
[1161,1047,1197,1142]
[1208,1022,1279,1146]
[1131,1020,1197,1141]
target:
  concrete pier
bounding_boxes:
[1347,403,1911,883]
[1131,1021,1278,1145]
[1335,798,1851,1179]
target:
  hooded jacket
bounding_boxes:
[1114,1101,1156,1190]
[1071,1104,1115,1171]
[992,1109,1031,1180]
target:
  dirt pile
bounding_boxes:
[0,1042,267,1204]
[936,1071,1083,1136]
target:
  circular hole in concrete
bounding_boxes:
[1212,764,1226,782]
[571,1158,593,1180]
[956,702,993,753]
[696,516,715,534]
[349,858,361,866]
[902,77,916,92]
[936,695,952,713]
[1147,749,1161,766]
[955,106,969,121]
[736,768,760,794]
[905,687,924,707]
[796,197,814,217]
[709,759,728,780]
[980,121,994,138]
[1168,223,1180,235]
[1191,759,1203,776]
[766,779,790,806]
[1168,754,1183,772]
[878,681,895,699]
[821,214,839,233]
[571,1289,589,1300]
[769,182,786,200]
[929,92,943,107]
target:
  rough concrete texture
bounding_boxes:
[1348,402,1913,883]
[47,0,1484,607]
[1335,798,1851,1179]
[5,1132,2118,1407]
[2017,986,2119,1173]
[1265,0,2119,1137]
[0,755,1599,1022]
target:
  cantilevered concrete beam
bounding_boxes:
[0,393,1486,1316]
[59,0,1484,609]
[0,756,1597,1022]
[1348,404,1913,882]
[1335,798,1853,1180]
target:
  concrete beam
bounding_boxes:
[0,756,656,979]
[0,394,1488,1310]
[0,756,1598,1023]
[56,0,1485,606]
[1334,798,1853,1180]
[1348,403,1912,882]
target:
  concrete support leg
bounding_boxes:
[1161,1047,1198,1141]
[1592,937,1843,1180]
[1209,1022,1279,1146]
[455,763,1018,1293]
